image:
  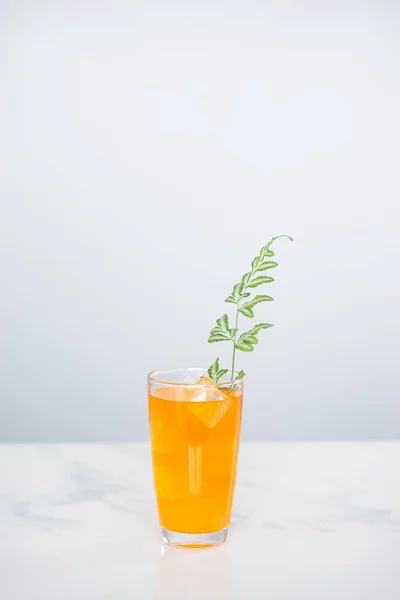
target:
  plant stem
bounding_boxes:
[231,306,240,379]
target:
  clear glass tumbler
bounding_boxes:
[147,367,244,548]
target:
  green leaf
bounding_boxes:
[252,322,273,333]
[216,368,228,382]
[241,272,252,289]
[238,331,258,344]
[255,261,278,272]
[208,334,231,343]
[208,316,235,343]
[209,325,229,338]
[239,306,254,318]
[235,340,254,352]
[232,282,243,302]
[239,296,273,318]
[260,245,272,259]
[251,256,261,271]
[208,358,219,381]
[225,295,236,304]
[241,295,273,311]
[236,369,245,380]
[260,246,276,259]
[216,314,229,333]
[236,322,273,347]
[247,276,274,288]
[242,292,251,298]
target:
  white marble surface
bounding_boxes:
[0,443,399,600]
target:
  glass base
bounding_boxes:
[161,527,228,549]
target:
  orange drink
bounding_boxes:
[148,368,244,548]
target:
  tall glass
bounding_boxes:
[147,368,244,548]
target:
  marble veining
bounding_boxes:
[0,443,399,599]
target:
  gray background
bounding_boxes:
[1,0,399,442]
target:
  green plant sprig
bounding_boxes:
[207,234,293,383]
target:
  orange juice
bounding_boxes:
[148,383,242,535]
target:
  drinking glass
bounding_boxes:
[148,367,244,548]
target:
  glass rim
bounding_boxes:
[147,367,245,388]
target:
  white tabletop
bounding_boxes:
[0,443,399,600]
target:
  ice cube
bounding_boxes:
[186,377,232,428]
[152,387,192,402]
